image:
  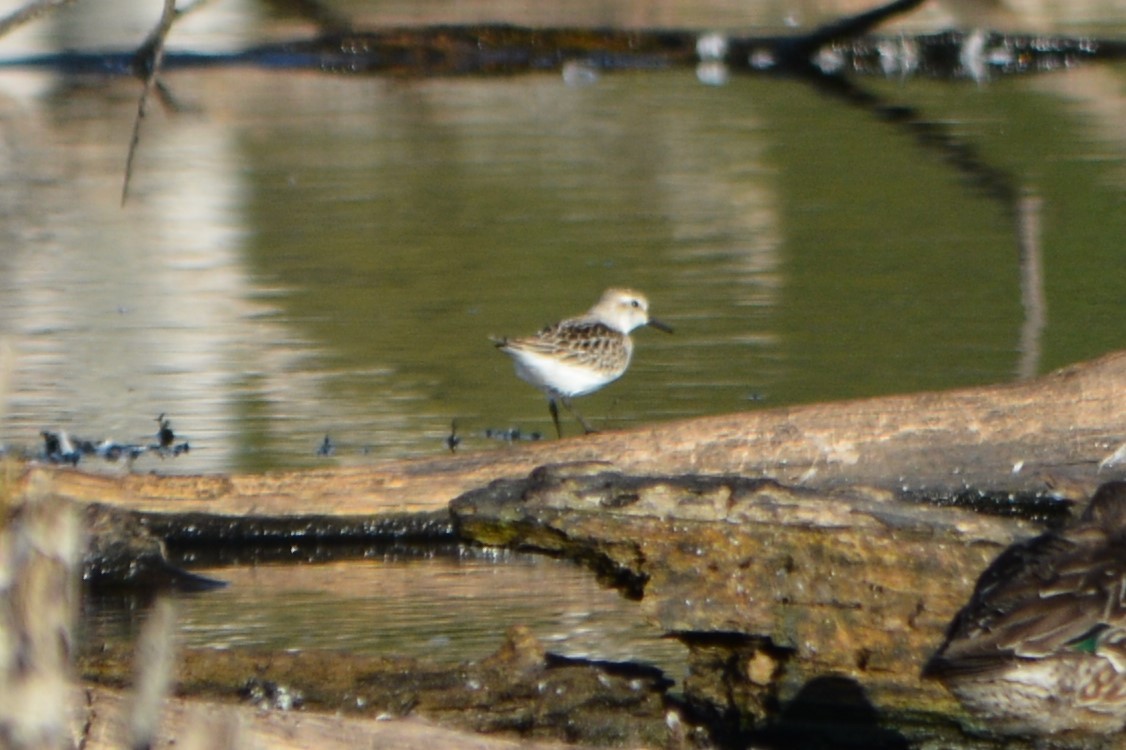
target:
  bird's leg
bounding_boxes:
[548,398,564,439]
[561,397,597,434]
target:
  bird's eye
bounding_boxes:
[630,300,640,308]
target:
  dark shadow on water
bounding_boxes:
[747,675,910,750]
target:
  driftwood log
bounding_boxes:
[21,349,1126,748]
[48,349,1125,515]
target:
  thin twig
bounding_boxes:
[0,0,78,39]
[121,0,178,206]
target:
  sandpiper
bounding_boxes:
[924,481,1126,735]
[493,288,672,437]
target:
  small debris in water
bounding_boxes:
[240,677,304,711]
[149,413,190,457]
[696,61,729,86]
[445,420,461,454]
[561,60,599,86]
[695,32,728,62]
[39,413,190,466]
[484,427,542,443]
[155,413,175,449]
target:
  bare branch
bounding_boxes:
[121,0,178,206]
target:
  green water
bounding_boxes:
[0,4,1123,472]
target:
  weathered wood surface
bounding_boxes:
[22,350,1126,748]
[77,624,675,749]
[450,467,1035,745]
[77,686,616,750]
[45,349,1126,517]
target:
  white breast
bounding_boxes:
[508,349,625,398]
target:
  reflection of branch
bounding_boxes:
[803,73,1019,208]
[0,0,75,39]
[122,0,178,205]
[1016,193,1045,380]
[802,72,1048,375]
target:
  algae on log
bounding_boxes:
[448,466,1125,744]
[77,626,677,749]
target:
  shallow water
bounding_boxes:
[82,550,687,674]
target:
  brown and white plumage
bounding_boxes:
[924,481,1126,734]
[493,288,671,437]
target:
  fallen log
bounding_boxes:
[18,350,1126,747]
[448,465,1038,745]
[43,349,1126,521]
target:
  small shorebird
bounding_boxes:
[493,288,672,438]
[924,481,1126,735]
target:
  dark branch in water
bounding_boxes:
[229,0,930,77]
[0,0,1120,79]
[122,0,178,206]
[801,71,1048,380]
[765,0,928,68]
[805,73,1018,208]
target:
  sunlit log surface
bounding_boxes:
[44,349,1126,521]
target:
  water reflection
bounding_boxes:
[0,2,1123,472]
[81,550,686,673]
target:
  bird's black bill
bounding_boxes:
[648,318,674,333]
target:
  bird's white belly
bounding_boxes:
[510,351,621,398]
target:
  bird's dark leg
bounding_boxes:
[561,397,597,434]
[548,398,563,439]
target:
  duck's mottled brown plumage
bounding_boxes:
[925,481,1126,734]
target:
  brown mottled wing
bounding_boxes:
[925,522,1126,678]
[501,321,628,371]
